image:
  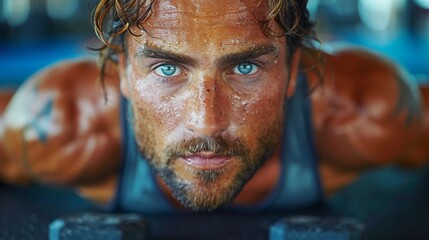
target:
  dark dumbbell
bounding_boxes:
[270,216,366,240]
[49,212,149,240]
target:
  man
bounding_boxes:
[0,0,428,214]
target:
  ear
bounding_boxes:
[286,47,301,97]
[118,53,130,99]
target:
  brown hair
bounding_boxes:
[92,0,316,82]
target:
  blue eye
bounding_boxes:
[154,64,181,77]
[233,63,258,75]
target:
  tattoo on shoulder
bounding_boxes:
[31,98,54,144]
[28,82,57,144]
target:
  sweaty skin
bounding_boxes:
[1,0,429,208]
[118,0,298,210]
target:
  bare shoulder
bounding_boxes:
[305,44,422,135]
[4,58,121,140]
[2,58,121,187]
[305,45,424,164]
[304,46,426,195]
[6,58,121,128]
[309,45,420,123]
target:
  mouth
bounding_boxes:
[180,152,233,170]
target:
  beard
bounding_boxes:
[160,136,256,211]
[132,108,284,211]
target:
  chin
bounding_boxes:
[166,165,251,212]
[178,183,237,212]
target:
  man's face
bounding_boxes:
[120,0,296,211]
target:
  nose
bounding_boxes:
[185,74,229,136]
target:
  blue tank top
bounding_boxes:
[111,74,323,214]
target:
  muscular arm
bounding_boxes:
[308,48,429,192]
[1,59,121,191]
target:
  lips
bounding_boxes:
[180,152,232,170]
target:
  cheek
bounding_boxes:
[231,83,286,141]
[130,78,184,146]
[229,60,289,131]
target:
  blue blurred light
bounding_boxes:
[415,0,429,9]
[3,0,30,27]
[47,0,79,20]
[358,0,393,31]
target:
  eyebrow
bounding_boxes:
[217,44,279,67]
[136,46,197,67]
[136,44,278,67]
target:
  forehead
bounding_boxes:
[149,0,259,27]
[128,0,281,52]
[146,0,262,27]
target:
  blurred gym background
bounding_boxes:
[0,0,428,86]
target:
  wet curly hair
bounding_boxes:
[92,0,316,82]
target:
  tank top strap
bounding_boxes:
[268,73,323,210]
